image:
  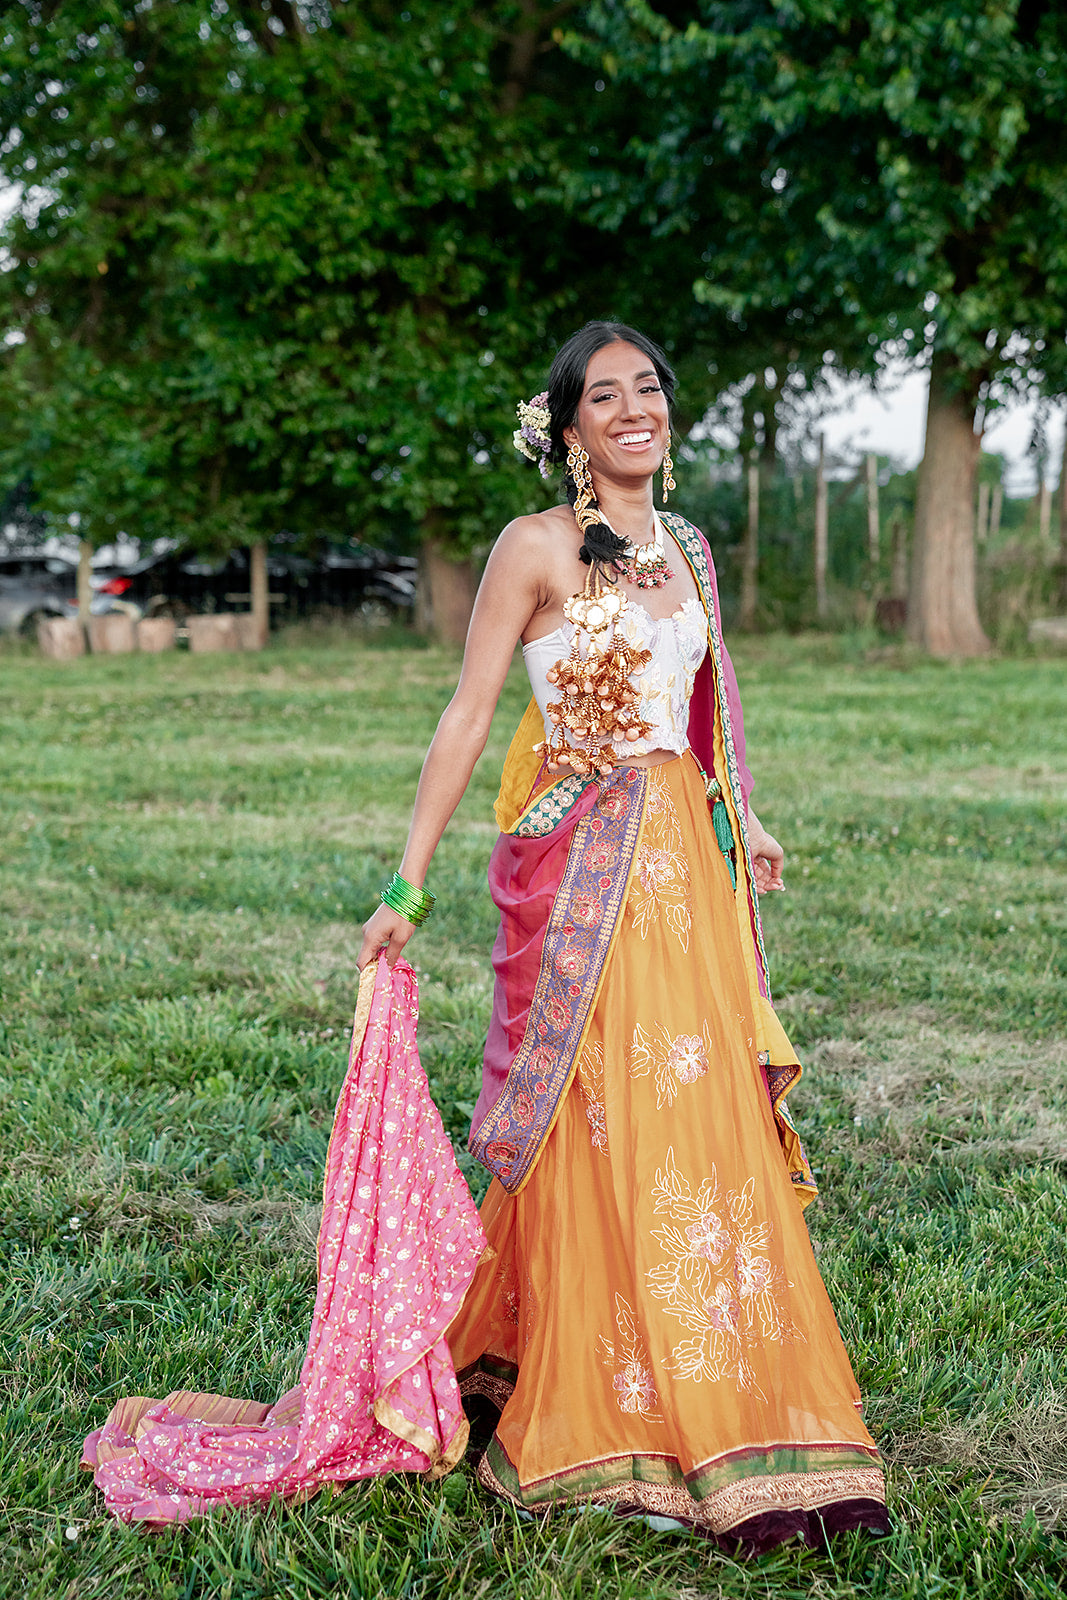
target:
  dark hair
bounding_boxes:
[545,321,676,568]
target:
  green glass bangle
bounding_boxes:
[388,872,434,916]
[380,871,436,927]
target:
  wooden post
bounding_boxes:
[990,483,1004,543]
[1058,418,1067,606]
[739,451,759,630]
[1038,478,1052,546]
[865,453,880,567]
[77,538,94,630]
[814,432,828,623]
[249,540,269,648]
[890,511,908,597]
[976,481,990,546]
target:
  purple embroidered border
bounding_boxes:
[470,767,648,1193]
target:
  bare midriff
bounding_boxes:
[618,747,681,769]
[548,746,681,774]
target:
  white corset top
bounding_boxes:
[522,597,707,761]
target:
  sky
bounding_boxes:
[819,366,1059,497]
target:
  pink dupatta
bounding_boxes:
[81,956,486,1525]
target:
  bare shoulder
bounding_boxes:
[493,503,576,562]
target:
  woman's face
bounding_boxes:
[563,340,670,487]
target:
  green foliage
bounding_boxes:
[575,1,1067,405]
[0,1,609,556]
[1,636,1065,1595]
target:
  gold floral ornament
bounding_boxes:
[535,565,654,778]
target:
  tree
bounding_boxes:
[0,1,618,639]
[573,0,1067,654]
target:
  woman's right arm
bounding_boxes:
[357,517,552,969]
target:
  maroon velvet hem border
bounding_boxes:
[710,1498,892,1556]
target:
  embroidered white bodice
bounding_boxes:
[522,597,707,760]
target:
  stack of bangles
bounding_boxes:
[380,870,436,927]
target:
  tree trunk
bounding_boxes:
[739,452,759,631]
[907,347,989,656]
[249,540,269,649]
[77,538,93,633]
[814,433,828,623]
[865,452,880,568]
[990,483,1003,542]
[418,523,478,646]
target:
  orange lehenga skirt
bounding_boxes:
[447,752,888,1550]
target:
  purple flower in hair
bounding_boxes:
[513,392,553,479]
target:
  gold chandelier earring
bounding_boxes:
[566,440,597,533]
[661,438,676,502]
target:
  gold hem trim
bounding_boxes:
[372,1397,469,1481]
[350,960,378,1058]
[458,1370,516,1411]
[478,1452,885,1536]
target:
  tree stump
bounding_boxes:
[187,614,241,652]
[234,613,266,650]
[875,598,907,633]
[36,617,86,660]
[137,617,177,653]
[88,614,137,654]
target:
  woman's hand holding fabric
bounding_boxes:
[358,902,416,970]
[746,808,785,894]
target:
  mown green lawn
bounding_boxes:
[1,631,1065,1599]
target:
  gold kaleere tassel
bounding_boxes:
[535,566,654,779]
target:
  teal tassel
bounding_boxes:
[711,797,736,886]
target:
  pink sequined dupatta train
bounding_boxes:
[81,956,487,1526]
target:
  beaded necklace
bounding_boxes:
[606,509,675,590]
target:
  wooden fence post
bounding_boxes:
[866,453,880,567]
[814,433,828,622]
[739,450,759,630]
[249,540,269,648]
[976,481,990,546]
[1059,417,1067,605]
[1038,478,1052,546]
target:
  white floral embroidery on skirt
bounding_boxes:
[645,1147,802,1400]
[597,1293,663,1422]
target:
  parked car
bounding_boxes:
[0,552,138,636]
[117,539,417,625]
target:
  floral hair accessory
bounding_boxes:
[513,391,553,479]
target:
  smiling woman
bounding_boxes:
[77,322,891,1552]
[355,320,892,1553]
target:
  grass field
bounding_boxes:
[2,630,1065,1599]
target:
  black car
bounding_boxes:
[120,540,417,625]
